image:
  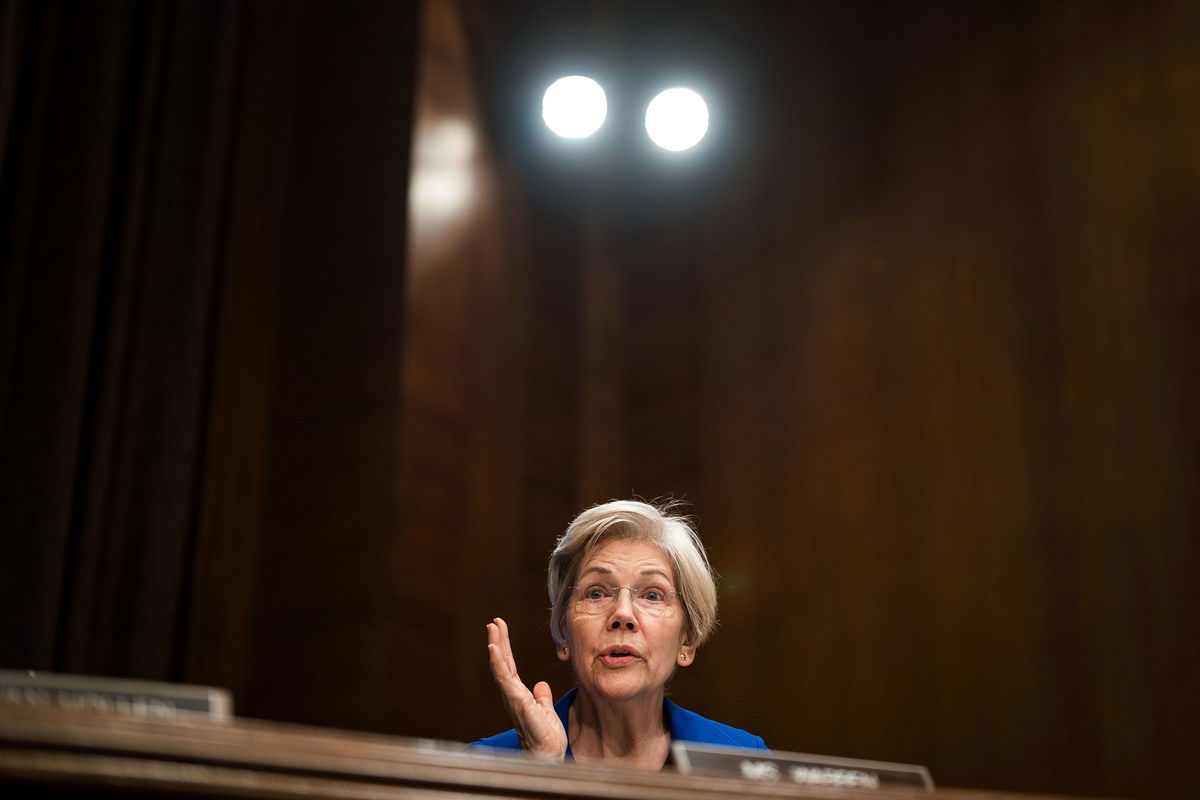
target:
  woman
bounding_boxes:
[470,500,766,769]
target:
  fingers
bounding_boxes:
[486,619,540,740]
[487,618,533,714]
[486,620,517,684]
[495,617,518,676]
[486,619,517,675]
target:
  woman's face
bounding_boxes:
[559,538,695,702]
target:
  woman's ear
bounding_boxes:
[556,627,572,661]
[678,642,697,666]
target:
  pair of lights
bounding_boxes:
[542,76,709,152]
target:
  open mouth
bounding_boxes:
[599,646,641,665]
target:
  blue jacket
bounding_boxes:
[469,687,767,757]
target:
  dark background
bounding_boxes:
[2,1,1197,798]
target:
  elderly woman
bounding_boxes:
[471,500,766,769]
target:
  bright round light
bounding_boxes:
[542,76,607,138]
[644,88,709,151]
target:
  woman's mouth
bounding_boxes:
[599,646,641,667]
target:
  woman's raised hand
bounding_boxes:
[486,617,568,760]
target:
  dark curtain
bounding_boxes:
[0,0,419,687]
[0,0,243,679]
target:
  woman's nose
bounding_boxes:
[609,588,637,630]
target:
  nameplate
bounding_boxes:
[672,741,934,791]
[0,669,233,720]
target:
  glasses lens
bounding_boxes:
[573,585,677,616]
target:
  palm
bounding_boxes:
[486,618,568,759]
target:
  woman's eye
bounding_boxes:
[643,589,664,602]
[585,588,606,600]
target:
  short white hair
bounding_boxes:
[547,500,718,647]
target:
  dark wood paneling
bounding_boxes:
[393,0,585,740]
[231,0,418,733]
[444,2,1199,798]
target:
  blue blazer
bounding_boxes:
[469,687,767,757]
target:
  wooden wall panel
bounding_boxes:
[393,0,585,740]
[444,1,1198,798]
[178,0,420,735]
[236,0,418,734]
[547,3,1197,798]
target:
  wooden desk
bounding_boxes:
[0,702,1099,800]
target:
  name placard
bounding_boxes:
[0,669,232,720]
[672,741,934,791]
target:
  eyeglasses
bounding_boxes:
[570,584,681,617]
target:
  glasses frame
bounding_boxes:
[568,583,683,616]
